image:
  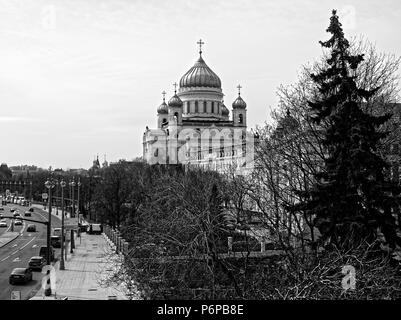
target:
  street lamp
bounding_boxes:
[44,179,55,265]
[59,180,67,270]
[69,178,76,250]
[29,181,33,205]
[55,180,59,215]
[77,178,81,238]
[69,178,76,217]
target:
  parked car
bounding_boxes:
[0,220,7,228]
[53,228,62,237]
[28,207,34,213]
[0,206,4,211]
[24,211,31,217]
[27,224,36,232]
[28,256,46,271]
[9,268,33,285]
[50,236,62,248]
[88,223,103,235]
[39,246,55,261]
[78,222,89,233]
[10,207,16,213]
[13,212,20,217]
[14,219,23,226]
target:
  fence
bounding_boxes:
[103,225,130,256]
[103,225,274,260]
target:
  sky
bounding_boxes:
[0,0,400,169]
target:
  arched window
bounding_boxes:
[174,112,179,121]
[211,102,214,113]
[186,101,190,113]
[220,137,225,157]
[203,101,207,112]
[239,114,243,124]
[195,101,198,113]
[162,118,167,124]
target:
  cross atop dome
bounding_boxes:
[197,39,204,56]
[173,82,178,94]
[237,84,242,96]
[162,90,166,102]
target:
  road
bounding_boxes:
[0,204,65,300]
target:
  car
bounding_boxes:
[27,224,36,232]
[79,222,89,233]
[88,223,103,235]
[13,211,20,217]
[39,246,55,261]
[10,207,16,213]
[14,219,23,226]
[0,213,3,218]
[50,236,62,248]
[0,206,4,211]
[0,221,7,228]
[9,268,33,285]
[53,228,62,236]
[28,256,46,271]
[28,207,34,213]
[24,211,31,217]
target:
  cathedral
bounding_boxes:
[143,40,254,173]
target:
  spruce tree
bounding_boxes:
[295,10,401,250]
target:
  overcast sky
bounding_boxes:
[0,0,400,169]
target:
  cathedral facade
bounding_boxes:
[143,41,254,174]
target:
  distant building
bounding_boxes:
[9,165,40,178]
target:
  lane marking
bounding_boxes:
[1,255,10,262]
[11,250,18,255]
[12,244,17,248]
[32,244,38,248]
[19,237,36,250]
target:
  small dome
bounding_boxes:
[157,101,168,114]
[180,55,221,89]
[168,93,183,108]
[232,95,247,109]
[221,101,229,116]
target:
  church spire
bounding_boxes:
[197,39,204,57]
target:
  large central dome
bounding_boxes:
[179,55,221,89]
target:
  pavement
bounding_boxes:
[32,232,131,300]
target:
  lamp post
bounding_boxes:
[77,178,81,237]
[69,178,76,250]
[70,178,76,217]
[55,180,59,215]
[59,180,67,270]
[44,179,55,265]
[29,181,32,205]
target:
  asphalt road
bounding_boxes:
[0,204,65,300]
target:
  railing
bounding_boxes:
[102,224,280,260]
[103,225,130,256]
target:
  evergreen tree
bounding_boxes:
[294,10,401,250]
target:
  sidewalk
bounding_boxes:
[32,232,130,300]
